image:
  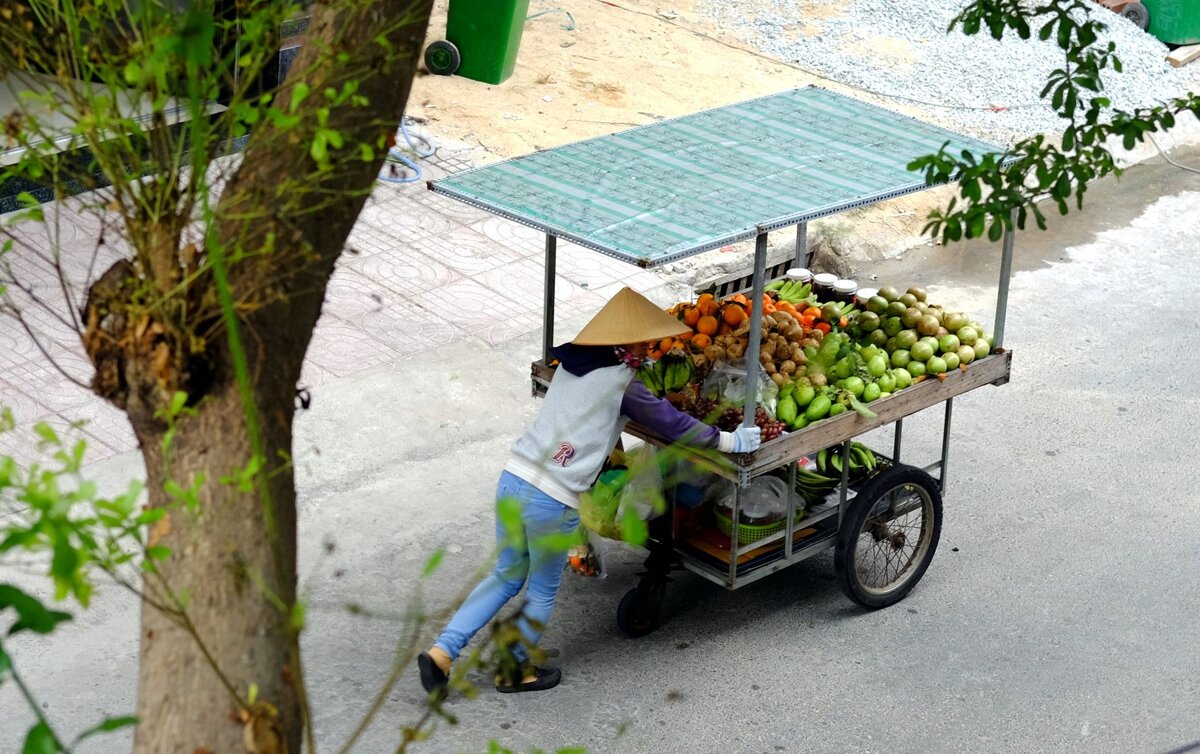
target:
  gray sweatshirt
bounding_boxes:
[506,345,718,507]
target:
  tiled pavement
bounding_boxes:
[0,140,667,464]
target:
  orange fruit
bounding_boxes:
[660,337,674,352]
[683,306,700,327]
[691,333,712,350]
[696,315,719,336]
[677,331,693,342]
[722,304,747,327]
[719,322,732,335]
[696,293,718,317]
[649,348,663,360]
[763,303,776,315]
[731,294,750,307]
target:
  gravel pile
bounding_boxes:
[696,0,1200,145]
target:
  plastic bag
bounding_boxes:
[578,444,665,541]
[714,475,789,524]
[701,362,778,418]
[567,529,608,578]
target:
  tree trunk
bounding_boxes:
[102,1,435,751]
[132,384,300,754]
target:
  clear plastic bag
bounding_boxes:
[715,475,788,525]
[567,529,608,578]
[701,362,778,418]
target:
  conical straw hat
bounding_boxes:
[572,288,690,346]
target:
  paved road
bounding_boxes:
[2,147,1198,753]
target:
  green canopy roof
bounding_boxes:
[430,86,1004,268]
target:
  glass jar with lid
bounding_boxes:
[812,273,838,301]
[833,279,858,304]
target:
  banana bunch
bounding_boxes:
[637,354,697,397]
[795,466,839,505]
[815,442,878,480]
[765,279,813,305]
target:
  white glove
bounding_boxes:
[718,425,762,453]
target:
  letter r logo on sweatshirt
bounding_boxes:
[552,442,576,466]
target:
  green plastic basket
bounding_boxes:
[712,507,804,546]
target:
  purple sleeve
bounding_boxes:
[621,379,720,448]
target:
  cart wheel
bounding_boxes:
[834,465,943,609]
[424,40,461,76]
[1120,3,1150,29]
[617,585,662,638]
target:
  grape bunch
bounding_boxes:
[753,408,786,441]
[685,396,721,424]
[717,407,744,432]
[759,419,786,441]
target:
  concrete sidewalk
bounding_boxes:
[0,142,669,465]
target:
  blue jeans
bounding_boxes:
[434,471,580,663]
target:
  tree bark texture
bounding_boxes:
[113,1,435,751]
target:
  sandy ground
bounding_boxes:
[408,0,839,159]
[405,0,1200,286]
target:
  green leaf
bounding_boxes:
[289,82,311,113]
[122,61,142,85]
[0,585,72,635]
[22,722,57,754]
[848,395,877,419]
[421,548,445,578]
[33,423,59,448]
[50,539,80,601]
[145,546,171,561]
[496,496,523,547]
[987,220,1004,242]
[310,133,328,164]
[72,716,137,745]
[0,643,10,676]
[532,531,578,554]
[289,599,307,632]
[620,506,649,547]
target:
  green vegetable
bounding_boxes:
[805,394,831,421]
[777,395,798,426]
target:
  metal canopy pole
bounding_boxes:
[543,234,557,363]
[795,222,808,267]
[993,213,1016,349]
[742,232,769,441]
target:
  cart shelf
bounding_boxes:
[531,349,1011,483]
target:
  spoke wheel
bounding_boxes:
[835,465,942,609]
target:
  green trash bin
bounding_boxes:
[424,0,531,85]
[1141,0,1200,44]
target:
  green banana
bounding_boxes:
[765,279,786,292]
[638,365,662,395]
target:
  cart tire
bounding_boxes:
[424,40,461,76]
[617,586,662,638]
[834,465,942,609]
[1120,3,1149,30]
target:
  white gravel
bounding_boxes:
[696,0,1200,144]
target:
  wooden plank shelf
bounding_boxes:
[531,349,1011,482]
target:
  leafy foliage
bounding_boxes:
[909,0,1200,242]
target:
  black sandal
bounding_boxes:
[418,652,448,694]
[495,666,561,693]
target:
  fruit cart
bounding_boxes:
[429,86,1016,637]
